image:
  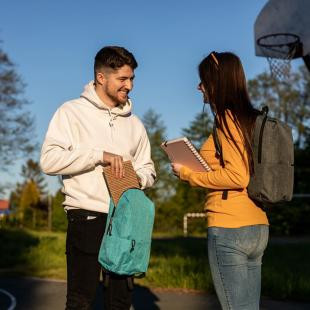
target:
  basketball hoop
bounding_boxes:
[257,33,302,82]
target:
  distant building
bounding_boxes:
[0,199,10,218]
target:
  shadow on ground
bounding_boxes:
[94,283,160,310]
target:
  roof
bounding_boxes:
[0,200,10,210]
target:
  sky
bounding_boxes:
[0,0,282,197]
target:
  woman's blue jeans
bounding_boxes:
[207,225,269,310]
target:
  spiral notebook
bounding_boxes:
[160,137,211,172]
[103,161,140,206]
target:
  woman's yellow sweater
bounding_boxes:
[180,112,269,228]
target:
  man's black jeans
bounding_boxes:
[66,209,132,310]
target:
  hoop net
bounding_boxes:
[257,33,300,82]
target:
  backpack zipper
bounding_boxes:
[130,240,136,252]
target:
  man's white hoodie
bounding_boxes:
[40,81,156,213]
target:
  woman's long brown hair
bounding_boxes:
[198,52,256,174]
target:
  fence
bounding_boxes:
[183,194,310,237]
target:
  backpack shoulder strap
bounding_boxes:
[213,122,224,167]
[212,122,228,200]
[257,106,269,164]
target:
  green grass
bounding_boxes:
[0,228,66,279]
[139,237,310,302]
[141,237,213,290]
[0,228,309,301]
[262,243,310,301]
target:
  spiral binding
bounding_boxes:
[184,138,211,171]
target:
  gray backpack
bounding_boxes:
[213,106,294,204]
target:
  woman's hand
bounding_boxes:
[171,163,183,177]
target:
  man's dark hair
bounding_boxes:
[94,46,138,78]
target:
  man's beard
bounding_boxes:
[106,88,127,106]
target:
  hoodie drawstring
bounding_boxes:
[107,111,118,140]
[108,110,118,128]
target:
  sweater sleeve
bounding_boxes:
[180,116,249,190]
[132,123,156,189]
[40,107,103,176]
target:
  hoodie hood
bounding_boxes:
[80,80,132,116]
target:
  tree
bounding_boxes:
[182,111,213,149]
[248,66,310,235]
[0,43,36,192]
[20,159,47,196]
[9,182,23,215]
[0,183,10,197]
[159,111,213,232]
[9,159,48,228]
[19,180,40,227]
[292,66,310,148]
[142,109,174,203]
[248,66,310,148]
[52,189,67,232]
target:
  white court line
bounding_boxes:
[0,288,16,310]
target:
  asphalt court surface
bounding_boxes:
[1,277,310,310]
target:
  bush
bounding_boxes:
[52,190,67,232]
[267,198,310,236]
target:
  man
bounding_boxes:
[40,46,156,310]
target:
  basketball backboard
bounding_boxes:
[254,0,310,71]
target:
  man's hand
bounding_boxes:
[171,163,183,178]
[103,152,125,178]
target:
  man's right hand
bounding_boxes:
[103,152,125,178]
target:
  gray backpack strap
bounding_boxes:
[213,122,228,200]
[213,123,224,167]
[257,106,269,164]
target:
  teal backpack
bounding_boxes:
[98,189,155,278]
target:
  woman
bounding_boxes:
[172,52,269,310]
